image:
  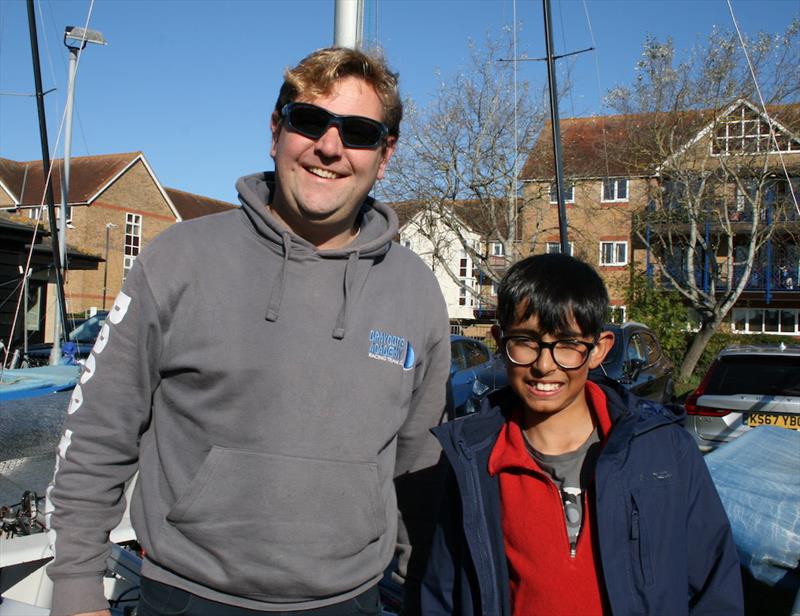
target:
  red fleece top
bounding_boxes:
[488,381,613,616]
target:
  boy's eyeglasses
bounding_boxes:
[500,334,597,370]
[281,102,389,149]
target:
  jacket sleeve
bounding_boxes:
[46,257,163,616]
[682,433,744,614]
[393,287,452,606]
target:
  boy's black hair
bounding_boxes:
[497,253,609,337]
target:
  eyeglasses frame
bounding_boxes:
[499,333,599,371]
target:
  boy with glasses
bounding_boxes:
[421,253,742,615]
[47,47,450,616]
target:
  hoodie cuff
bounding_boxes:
[49,575,108,616]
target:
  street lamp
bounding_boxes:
[102,223,118,310]
[49,25,106,366]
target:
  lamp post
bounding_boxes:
[102,222,118,310]
[48,25,106,365]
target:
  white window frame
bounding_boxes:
[712,107,799,156]
[732,307,800,335]
[123,213,142,280]
[549,182,574,204]
[458,251,474,307]
[609,305,627,323]
[490,241,504,257]
[601,178,628,202]
[599,241,628,266]
[546,241,574,256]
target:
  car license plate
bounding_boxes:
[746,413,800,430]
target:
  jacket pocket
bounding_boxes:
[156,446,386,601]
[629,491,655,588]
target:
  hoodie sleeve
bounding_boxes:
[393,287,451,607]
[681,432,745,614]
[46,256,163,616]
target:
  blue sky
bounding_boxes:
[0,0,797,203]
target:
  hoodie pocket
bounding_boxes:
[157,446,386,600]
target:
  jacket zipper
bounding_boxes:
[543,475,578,559]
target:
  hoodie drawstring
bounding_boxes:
[266,232,291,323]
[332,251,359,340]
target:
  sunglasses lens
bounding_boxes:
[285,103,385,148]
[341,117,383,147]
[288,105,330,140]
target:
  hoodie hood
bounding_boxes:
[235,171,398,339]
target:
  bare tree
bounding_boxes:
[381,26,554,296]
[607,21,800,380]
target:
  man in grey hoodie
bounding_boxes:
[46,47,451,616]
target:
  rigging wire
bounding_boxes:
[581,0,611,183]
[726,0,799,217]
[2,0,97,371]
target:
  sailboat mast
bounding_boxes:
[26,0,69,348]
[542,0,570,253]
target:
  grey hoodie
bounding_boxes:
[46,172,451,615]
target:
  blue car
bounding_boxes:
[449,335,502,415]
[25,311,109,367]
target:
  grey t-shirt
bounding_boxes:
[525,430,602,555]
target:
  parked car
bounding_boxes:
[450,335,500,415]
[589,321,675,404]
[461,321,675,416]
[26,311,109,366]
[684,343,800,451]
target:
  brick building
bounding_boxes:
[520,99,800,333]
[0,152,237,346]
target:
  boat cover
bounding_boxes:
[0,365,80,402]
[705,426,800,593]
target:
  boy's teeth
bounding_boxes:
[534,382,561,391]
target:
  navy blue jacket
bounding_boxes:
[420,380,743,615]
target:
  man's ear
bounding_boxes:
[588,330,615,369]
[375,136,397,180]
[270,111,282,158]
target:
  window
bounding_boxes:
[546,241,574,256]
[123,213,142,280]
[490,242,504,257]
[712,106,799,155]
[602,178,628,202]
[608,305,626,323]
[599,241,627,266]
[401,239,412,248]
[732,308,799,335]
[458,252,474,307]
[549,182,574,204]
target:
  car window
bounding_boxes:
[463,340,490,368]
[707,355,800,396]
[627,334,647,363]
[640,332,661,364]
[451,342,468,372]
[69,314,106,343]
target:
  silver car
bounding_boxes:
[684,343,800,451]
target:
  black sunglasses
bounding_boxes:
[280,102,389,149]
